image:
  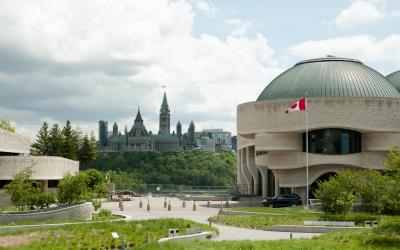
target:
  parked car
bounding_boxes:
[262,193,302,208]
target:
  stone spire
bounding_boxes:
[177,121,182,138]
[187,121,195,147]
[112,122,118,136]
[159,92,171,134]
[135,108,143,124]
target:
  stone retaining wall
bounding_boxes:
[0,202,92,224]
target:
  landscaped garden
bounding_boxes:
[1,216,399,250]
[0,218,217,249]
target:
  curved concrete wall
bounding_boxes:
[237,97,400,198]
[255,133,301,151]
[0,129,30,154]
[0,156,79,180]
[0,202,92,224]
[238,97,400,136]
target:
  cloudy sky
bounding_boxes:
[0,0,399,140]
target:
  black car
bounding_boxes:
[262,193,302,208]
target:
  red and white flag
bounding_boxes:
[285,98,306,113]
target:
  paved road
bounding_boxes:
[102,197,321,241]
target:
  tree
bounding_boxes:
[315,170,357,214]
[385,146,400,175]
[31,122,51,156]
[49,123,64,156]
[3,167,41,211]
[62,120,78,160]
[57,170,107,203]
[78,134,98,169]
[0,119,15,132]
[358,170,388,214]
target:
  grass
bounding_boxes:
[0,216,399,249]
[0,206,19,212]
[0,218,217,249]
[210,206,387,229]
[0,212,121,227]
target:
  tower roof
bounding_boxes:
[135,109,143,122]
[160,92,170,113]
[257,56,400,101]
[129,108,149,137]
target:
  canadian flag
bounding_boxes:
[285,98,306,113]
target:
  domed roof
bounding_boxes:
[386,70,400,91]
[257,57,400,101]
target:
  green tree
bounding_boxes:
[57,170,107,203]
[3,167,41,211]
[315,171,357,214]
[358,170,388,214]
[385,146,400,175]
[78,134,98,169]
[31,122,51,156]
[62,120,78,160]
[0,119,15,132]
[49,123,64,156]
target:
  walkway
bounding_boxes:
[102,197,321,241]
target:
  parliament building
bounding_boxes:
[98,92,196,153]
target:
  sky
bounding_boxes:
[0,0,399,140]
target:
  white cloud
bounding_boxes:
[0,0,281,139]
[227,19,251,37]
[289,34,400,67]
[392,10,400,17]
[335,1,385,29]
[194,0,218,17]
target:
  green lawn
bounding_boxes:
[0,206,19,212]
[0,219,217,249]
[210,207,387,228]
[1,217,399,249]
[0,213,121,227]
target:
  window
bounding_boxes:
[303,128,361,155]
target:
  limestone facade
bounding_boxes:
[237,97,400,199]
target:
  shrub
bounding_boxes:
[315,171,357,214]
[97,208,112,219]
[92,199,102,211]
[57,169,107,204]
[4,167,42,211]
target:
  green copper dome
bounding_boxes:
[386,70,400,91]
[257,57,400,101]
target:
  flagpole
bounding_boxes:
[305,94,309,210]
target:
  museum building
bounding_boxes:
[0,128,78,205]
[236,56,400,201]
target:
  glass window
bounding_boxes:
[303,128,361,155]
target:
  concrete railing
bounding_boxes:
[0,202,93,224]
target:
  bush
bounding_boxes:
[97,208,112,219]
[31,192,56,209]
[358,171,388,214]
[315,171,357,214]
[4,167,42,211]
[92,199,102,211]
[57,169,107,204]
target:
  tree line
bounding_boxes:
[31,120,98,167]
[89,150,237,187]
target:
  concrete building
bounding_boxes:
[237,56,400,201]
[0,128,79,204]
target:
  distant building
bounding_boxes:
[98,120,108,147]
[196,136,215,152]
[231,135,237,152]
[99,92,183,153]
